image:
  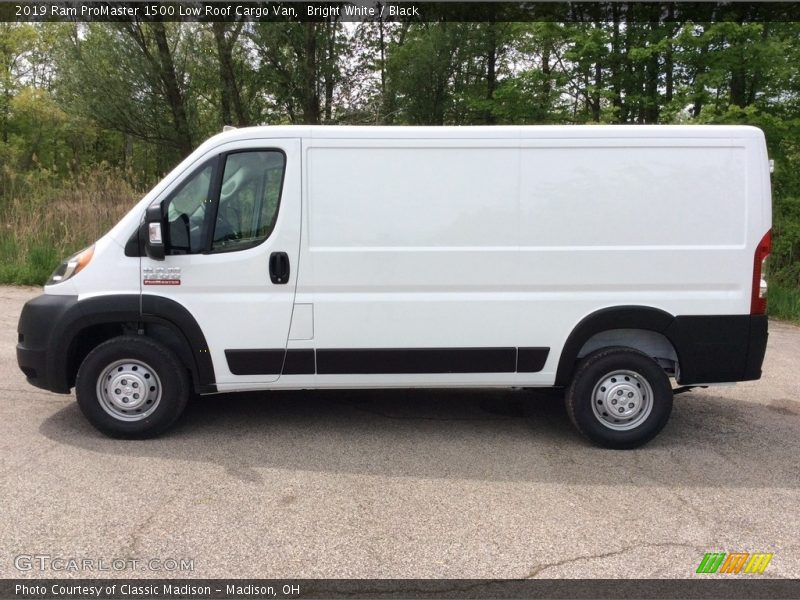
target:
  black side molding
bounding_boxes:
[225,349,316,376]
[224,347,550,376]
[283,349,315,375]
[225,349,285,376]
[318,347,516,375]
[518,347,550,373]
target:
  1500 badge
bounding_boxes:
[143,266,181,285]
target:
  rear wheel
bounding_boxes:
[565,347,672,449]
[76,336,189,438]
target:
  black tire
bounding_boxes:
[565,346,673,449]
[76,336,190,439]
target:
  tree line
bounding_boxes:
[1,19,797,180]
[1,17,799,291]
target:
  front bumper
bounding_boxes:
[17,294,79,393]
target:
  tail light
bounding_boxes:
[751,230,771,315]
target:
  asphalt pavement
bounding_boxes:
[1,286,798,579]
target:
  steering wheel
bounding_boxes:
[215,206,242,243]
[167,213,191,254]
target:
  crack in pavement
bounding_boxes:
[118,487,182,560]
[524,542,703,578]
[0,385,69,399]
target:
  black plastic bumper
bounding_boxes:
[666,314,768,385]
[17,294,79,393]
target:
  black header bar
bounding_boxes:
[3,1,800,23]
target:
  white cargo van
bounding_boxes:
[17,125,772,448]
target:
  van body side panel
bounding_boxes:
[297,139,527,386]
[287,133,765,390]
[516,138,757,382]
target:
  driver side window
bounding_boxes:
[162,149,286,255]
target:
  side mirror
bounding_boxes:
[145,204,165,261]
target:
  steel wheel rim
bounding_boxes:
[95,359,162,422]
[591,369,653,431]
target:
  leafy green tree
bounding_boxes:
[57,22,197,169]
[249,21,348,125]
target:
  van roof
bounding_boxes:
[208,124,764,143]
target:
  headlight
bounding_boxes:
[47,245,95,286]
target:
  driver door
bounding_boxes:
[141,139,301,387]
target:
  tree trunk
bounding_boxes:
[665,8,675,104]
[431,23,453,126]
[592,61,602,121]
[383,22,411,124]
[692,41,708,117]
[1,23,14,144]
[644,40,660,122]
[379,18,386,114]
[324,18,337,123]
[302,23,321,124]
[123,133,133,171]
[150,22,192,155]
[485,25,497,124]
[730,65,747,107]
[622,18,633,122]
[541,41,552,119]
[1,90,8,144]
[212,25,232,126]
[611,9,623,121]
[746,23,770,106]
[212,22,249,127]
[729,19,749,108]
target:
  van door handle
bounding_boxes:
[269,252,290,284]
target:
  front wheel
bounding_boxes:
[565,347,673,449]
[76,336,190,438]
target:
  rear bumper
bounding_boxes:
[666,314,768,385]
[17,294,78,393]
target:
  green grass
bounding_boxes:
[0,165,137,286]
[767,283,800,323]
[0,235,68,286]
